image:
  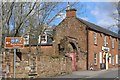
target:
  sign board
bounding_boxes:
[5,37,24,49]
[102,46,110,52]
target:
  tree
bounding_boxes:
[1,2,77,77]
[1,2,76,50]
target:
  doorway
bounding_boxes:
[67,42,77,71]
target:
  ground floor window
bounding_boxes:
[109,54,111,64]
[99,52,102,64]
[111,55,114,65]
[94,53,97,65]
[116,55,118,64]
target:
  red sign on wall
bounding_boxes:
[5,37,24,49]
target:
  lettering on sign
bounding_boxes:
[5,37,24,49]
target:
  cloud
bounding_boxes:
[89,2,118,33]
[80,17,89,21]
[90,7,99,17]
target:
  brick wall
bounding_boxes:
[88,30,119,70]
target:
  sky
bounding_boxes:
[50,2,119,33]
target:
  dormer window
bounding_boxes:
[38,32,47,44]
[24,35,29,45]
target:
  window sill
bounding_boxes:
[94,44,97,46]
[94,64,97,66]
[104,45,107,47]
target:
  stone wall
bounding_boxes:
[21,45,54,56]
[36,55,72,78]
[2,51,72,78]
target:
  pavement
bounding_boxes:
[53,68,119,78]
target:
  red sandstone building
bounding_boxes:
[53,8,120,70]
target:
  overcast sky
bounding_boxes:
[50,2,119,33]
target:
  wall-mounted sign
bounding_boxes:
[102,46,110,52]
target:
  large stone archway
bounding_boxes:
[59,36,80,55]
[59,36,87,71]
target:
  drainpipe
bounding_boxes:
[86,27,89,70]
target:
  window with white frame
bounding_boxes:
[38,32,47,44]
[116,55,118,64]
[94,53,97,65]
[94,32,97,45]
[99,52,102,64]
[112,38,114,49]
[104,35,107,46]
[111,55,114,65]
[24,35,29,45]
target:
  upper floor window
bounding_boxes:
[119,40,120,49]
[112,38,114,49]
[94,32,97,45]
[24,35,29,45]
[38,32,47,44]
[104,35,107,46]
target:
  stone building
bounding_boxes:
[53,9,87,70]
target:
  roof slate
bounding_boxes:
[76,18,119,38]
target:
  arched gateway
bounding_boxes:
[59,36,80,54]
[58,36,85,71]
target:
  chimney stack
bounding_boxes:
[66,9,77,18]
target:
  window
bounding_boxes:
[94,32,97,45]
[111,55,114,65]
[94,53,97,65]
[116,55,118,64]
[38,33,47,44]
[104,35,107,46]
[109,54,112,64]
[119,40,120,49]
[41,35,46,41]
[112,38,114,49]
[99,52,102,63]
[24,35,29,45]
